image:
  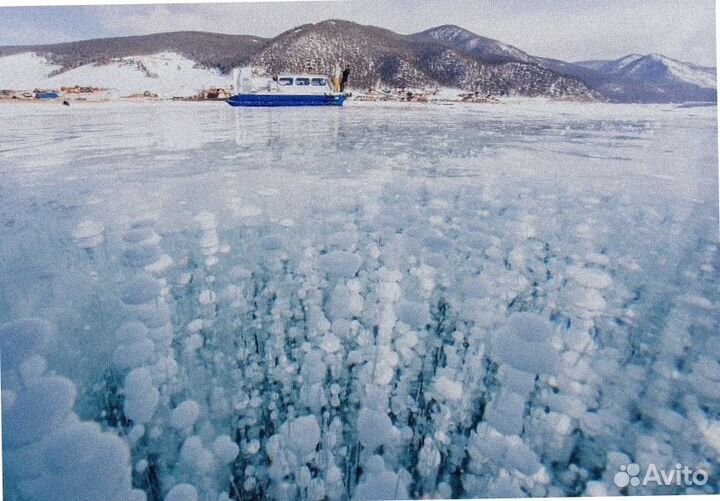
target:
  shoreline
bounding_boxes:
[0,97,715,108]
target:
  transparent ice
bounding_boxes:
[0,100,718,500]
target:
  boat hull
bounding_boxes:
[227,93,345,107]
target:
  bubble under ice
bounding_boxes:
[0,101,718,500]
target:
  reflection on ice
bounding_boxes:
[233,106,343,152]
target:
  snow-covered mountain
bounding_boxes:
[0,21,714,102]
[249,20,599,99]
[579,54,645,74]
[411,25,532,64]
[584,53,716,89]
[0,21,600,100]
[0,31,265,74]
[415,26,716,103]
[0,51,231,97]
[574,53,716,102]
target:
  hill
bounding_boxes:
[417,25,716,103]
[0,21,601,100]
[0,20,714,102]
[411,25,532,64]
[249,20,599,98]
[0,31,267,75]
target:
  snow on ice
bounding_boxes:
[0,100,718,500]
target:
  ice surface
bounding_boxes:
[212,435,240,463]
[432,375,464,401]
[112,338,154,369]
[170,400,201,429]
[164,484,198,501]
[1,316,134,501]
[115,321,150,343]
[492,312,558,375]
[123,368,159,424]
[0,318,53,371]
[72,219,105,249]
[357,408,398,450]
[321,251,363,278]
[0,101,718,500]
[280,415,321,458]
[354,456,410,501]
[121,275,163,305]
[4,376,76,447]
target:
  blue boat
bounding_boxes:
[35,91,59,100]
[227,93,345,107]
[227,70,346,107]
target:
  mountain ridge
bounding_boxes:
[416,25,716,103]
[0,31,267,74]
[243,19,599,99]
[0,20,715,102]
[411,25,532,64]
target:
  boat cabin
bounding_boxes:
[276,75,330,89]
[236,69,335,95]
[228,68,345,106]
[264,75,333,94]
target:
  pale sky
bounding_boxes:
[0,0,716,66]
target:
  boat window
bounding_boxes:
[295,78,310,86]
[278,77,293,86]
[311,78,327,86]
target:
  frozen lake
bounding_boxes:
[1,101,718,500]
